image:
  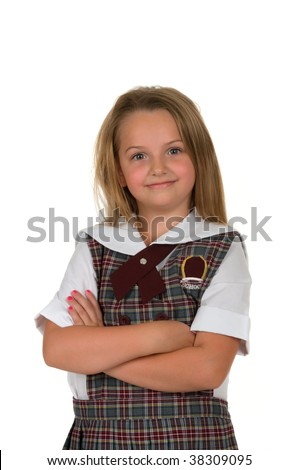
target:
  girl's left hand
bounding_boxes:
[66,290,104,327]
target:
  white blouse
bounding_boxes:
[35,211,251,400]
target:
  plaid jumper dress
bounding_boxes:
[63,232,240,450]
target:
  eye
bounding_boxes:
[131,152,146,161]
[168,147,182,156]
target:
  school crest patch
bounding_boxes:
[180,255,208,290]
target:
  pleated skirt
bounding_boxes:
[63,396,238,450]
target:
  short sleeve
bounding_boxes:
[35,240,98,334]
[190,239,251,355]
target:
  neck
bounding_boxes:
[136,210,189,245]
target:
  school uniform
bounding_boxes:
[36,209,251,450]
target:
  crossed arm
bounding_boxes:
[43,290,240,393]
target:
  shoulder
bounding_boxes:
[77,220,145,256]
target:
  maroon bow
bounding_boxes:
[110,244,176,303]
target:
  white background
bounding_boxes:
[0,0,298,468]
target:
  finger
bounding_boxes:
[72,290,104,326]
[67,292,93,325]
[71,290,98,324]
[69,290,100,326]
[69,297,96,326]
[68,305,84,326]
[85,290,104,326]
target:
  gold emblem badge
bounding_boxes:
[180,256,208,289]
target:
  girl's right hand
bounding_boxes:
[66,291,194,353]
[44,303,194,374]
[66,290,104,327]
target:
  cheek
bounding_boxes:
[121,167,144,190]
[179,161,196,183]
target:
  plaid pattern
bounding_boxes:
[63,232,241,450]
[64,398,237,450]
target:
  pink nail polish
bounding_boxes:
[72,290,77,294]
[86,290,91,294]
[68,306,73,311]
[67,296,73,301]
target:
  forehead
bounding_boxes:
[117,109,181,147]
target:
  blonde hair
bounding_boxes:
[94,86,227,224]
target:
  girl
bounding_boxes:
[36,86,251,450]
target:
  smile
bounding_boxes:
[146,181,176,190]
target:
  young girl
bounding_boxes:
[36,86,251,450]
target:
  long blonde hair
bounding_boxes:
[94,86,227,224]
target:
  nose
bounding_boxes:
[150,156,167,176]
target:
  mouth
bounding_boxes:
[146,180,177,190]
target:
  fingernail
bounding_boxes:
[86,290,91,294]
[72,290,77,294]
[67,296,73,301]
[68,306,73,311]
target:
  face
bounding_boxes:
[117,109,196,220]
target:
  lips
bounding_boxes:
[146,180,177,189]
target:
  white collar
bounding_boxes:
[79,209,230,256]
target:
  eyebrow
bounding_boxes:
[125,140,183,153]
